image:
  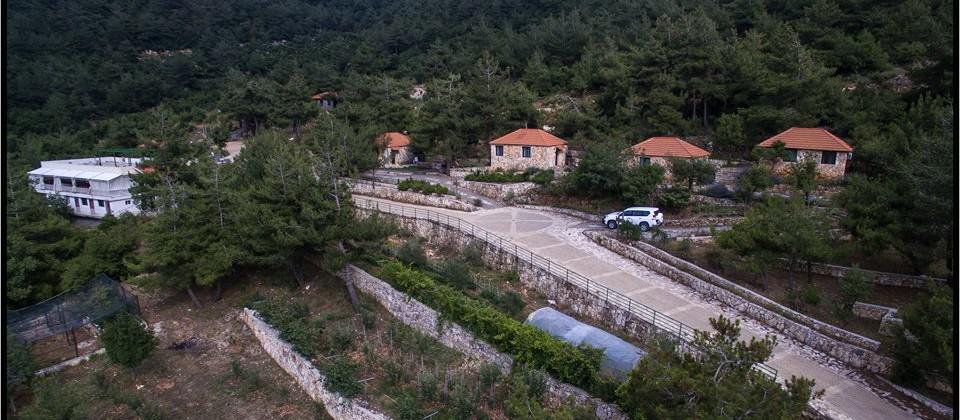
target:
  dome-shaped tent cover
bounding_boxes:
[525,307,645,379]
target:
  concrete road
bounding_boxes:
[356,195,927,420]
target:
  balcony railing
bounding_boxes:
[36,184,129,198]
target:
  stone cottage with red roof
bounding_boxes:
[756,127,853,180]
[629,136,711,178]
[378,132,414,167]
[489,128,567,170]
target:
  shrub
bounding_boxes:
[380,262,608,396]
[437,259,475,290]
[499,291,526,317]
[891,282,954,387]
[530,169,555,186]
[397,239,428,268]
[460,241,485,266]
[5,328,34,396]
[479,362,502,388]
[657,187,691,209]
[834,268,872,322]
[673,239,693,259]
[617,221,643,241]
[800,286,821,306]
[99,312,157,368]
[321,358,361,398]
[382,358,405,386]
[397,179,449,195]
[472,198,483,207]
[447,376,479,418]
[418,372,439,401]
[465,169,527,183]
[391,391,422,420]
[701,183,733,199]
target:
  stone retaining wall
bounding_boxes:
[852,302,897,321]
[778,259,946,289]
[240,309,390,420]
[349,181,478,212]
[342,265,626,420]
[586,232,895,375]
[355,208,831,419]
[663,216,744,228]
[368,213,657,344]
[456,180,537,202]
[448,167,486,179]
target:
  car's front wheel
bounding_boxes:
[639,222,650,232]
[606,220,617,229]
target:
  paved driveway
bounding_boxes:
[356,196,926,420]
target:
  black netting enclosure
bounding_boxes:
[6,274,140,346]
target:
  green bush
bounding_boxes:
[479,362,502,388]
[99,312,157,368]
[321,358,361,398]
[465,168,554,184]
[391,391,423,420]
[656,187,691,209]
[530,169,555,186]
[617,221,643,241]
[397,239,428,268]
[418,371,439,401]
[379,262,609,397]
[397,179,449,195]
[437,259,476,290]
[499,291,526,317]
[834,268,872,322]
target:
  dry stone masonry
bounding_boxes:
[348,180,478,212]
[586,232,895,375]
[341,265,627,420]
[240,309,390,420]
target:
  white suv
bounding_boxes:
[603,207,663,231]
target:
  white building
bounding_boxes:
[27,156,146,219]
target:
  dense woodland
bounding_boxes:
[4,0,956,411]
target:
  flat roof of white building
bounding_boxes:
[28,156,146,181]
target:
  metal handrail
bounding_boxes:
[353,197,778,380]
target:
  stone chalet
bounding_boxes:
[489,128,567,170]
[311,91,339,111]
[629,136,710,178]
[756,127,854,180]
[378,132,415,167]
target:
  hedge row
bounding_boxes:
[465,168,554,185]
[397,179,450,195]
[379,261,615,398]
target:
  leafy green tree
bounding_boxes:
[617,316,821,419]
[5,329,34,412]
[99,312,158,369]
[61,214,141,291]
[786,155,818,204]
[5,170,85,307]
[569,140,629,197]
[621,164,664,204]
[834,268,872,323]
[714,113,746,156]
[717,198,832,301]
[668,158,716,191]
[736,166,773,201]
[890,283,954,388]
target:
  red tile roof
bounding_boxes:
[311,91,338,100]
[757,128,853,152]
[489,129,567,148]
[630,137,710,158]
[379,132,411,149]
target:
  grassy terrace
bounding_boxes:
[247,267,599,419]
